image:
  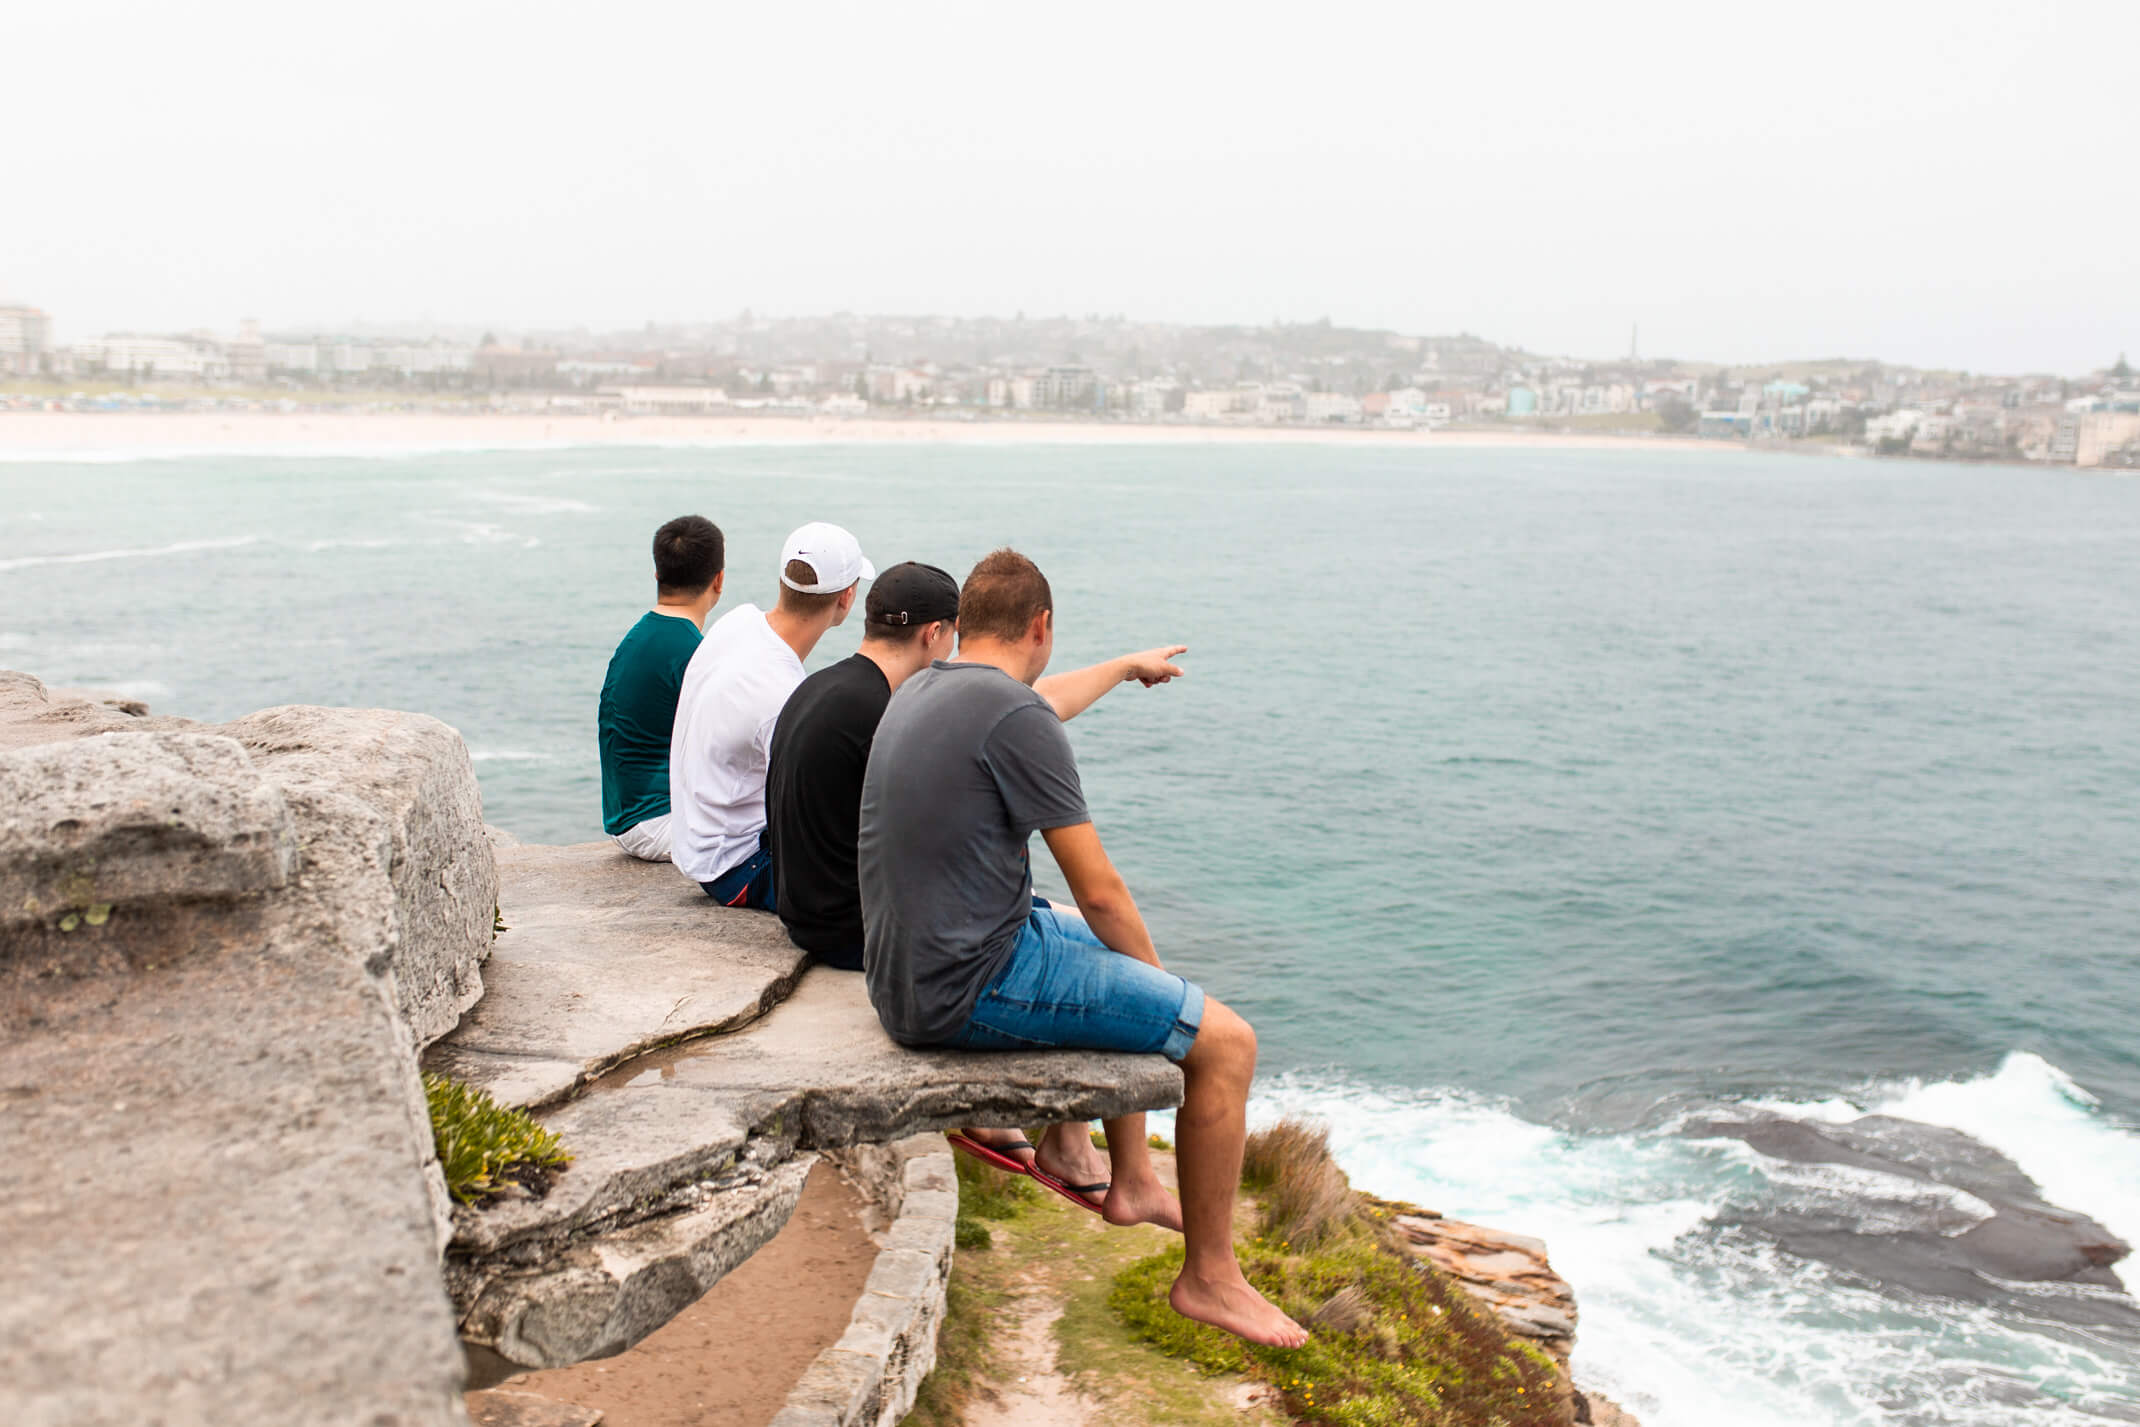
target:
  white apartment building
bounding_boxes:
[265,342,320,372]
[1183,387,1253,419]
[1128,380,1176,421]
[71,335,225,380]
[1864,410,1925,445]
[2061,410,2140,467]
[1031,365,1097,410]
[1257,383,1305,421]
[612,385,732,414]
[1304,392,1362,424]
[374,343,473,376]
[1,304,56,375]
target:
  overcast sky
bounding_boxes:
[11,0,2136,373]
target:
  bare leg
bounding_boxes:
[1031,1121,1111,1201]
[1166,997,1308,1348]
[1075,1114,1183,1231]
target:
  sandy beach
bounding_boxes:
[0,408,1738,458]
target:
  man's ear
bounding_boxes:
[1033,609,1053,643]
[711,571,726,599]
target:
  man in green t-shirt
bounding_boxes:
[598,515,725,860]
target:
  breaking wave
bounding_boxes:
[0,536,259,573]
[1189,1053,2140,1427]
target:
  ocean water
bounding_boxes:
[3,438,2136,1423]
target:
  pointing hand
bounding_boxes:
[1124,645,1188,687]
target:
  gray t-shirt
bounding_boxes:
[860,661,1090,1044]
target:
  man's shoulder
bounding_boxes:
[784,656,886,730]
[907,660,1045,711]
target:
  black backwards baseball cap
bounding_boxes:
[866,561,960,627]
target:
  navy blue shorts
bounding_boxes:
[701,840,776,912]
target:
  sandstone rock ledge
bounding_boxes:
[0,673,496,1427]
[433,841,1182,1376]
[0,670,1185,1421]
[1388,1208,1641,1426]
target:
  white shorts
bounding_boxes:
[612,813,674,862]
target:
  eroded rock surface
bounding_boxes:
[1389,1212,1579,1360]
[0,671,1205,1409]
[1,674,498,1427]
[0,669,183,752]
[429,842,809,1108]
[0,730,298,917]
[431,843,1183,1372]
[225,705,497,1047]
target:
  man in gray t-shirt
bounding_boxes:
[858,549,1306,1350]
[861,661,1088,1041]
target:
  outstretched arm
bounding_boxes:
[1036,645,1188,722]
[1039,821,1161,969]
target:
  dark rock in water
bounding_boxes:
[1685,1111,2135,1314]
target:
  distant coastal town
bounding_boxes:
[2,302,2135,468]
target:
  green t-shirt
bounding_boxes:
[598,611,703,835]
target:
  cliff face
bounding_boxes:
[1,673,495,1427]
[0,672,1183,1425]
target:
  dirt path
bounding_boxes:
[937,1151,1288,1427]
[961,1296,1096,1427]
[472,1160,876,1427]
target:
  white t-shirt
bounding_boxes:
[668,604,806,883]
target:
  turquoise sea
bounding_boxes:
[3,437,2136,1424]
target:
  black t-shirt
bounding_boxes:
[765,653,891,969]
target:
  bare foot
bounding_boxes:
[1170,1267,1309,1348]
[1098,1174,1185,1233]
[1033,1125,1109,1188]
[958,1127,1036,1168]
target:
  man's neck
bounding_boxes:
[859,637,933,692]
[953,638,1036,686]
[652,599,711,632]
[764,605,831,663]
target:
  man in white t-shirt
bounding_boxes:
[670,521,875,909]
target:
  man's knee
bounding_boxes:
[1185,996,1256,1075]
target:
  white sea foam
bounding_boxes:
[467,749,554,763]
[1175,1059,2140,1427]
[303,537,402,552]
[418,517,524,546]
[0,536,258,573]
[480,490,599,516]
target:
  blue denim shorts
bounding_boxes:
[947,906,1206,1062]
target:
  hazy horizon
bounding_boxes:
[12,0,2136,375]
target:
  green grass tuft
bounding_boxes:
[423,1073,571,1205]
[950,1144,1036,1250]
[1114,1118,1568,1426]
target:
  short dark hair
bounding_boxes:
[776,559,844,616]
[653,516,723,596]
[864,615,936,644]
[958,549,1052,643]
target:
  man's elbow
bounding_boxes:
[1073,879,1133,922]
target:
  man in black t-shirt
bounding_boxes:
[766,561,1189,972]
[766,562,960,970]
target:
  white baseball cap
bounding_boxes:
[778,521,876,593]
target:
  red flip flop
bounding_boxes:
[945,1131,1036,1175]
[1026,1163,1110,1216]
[945,1133,1109,1216]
